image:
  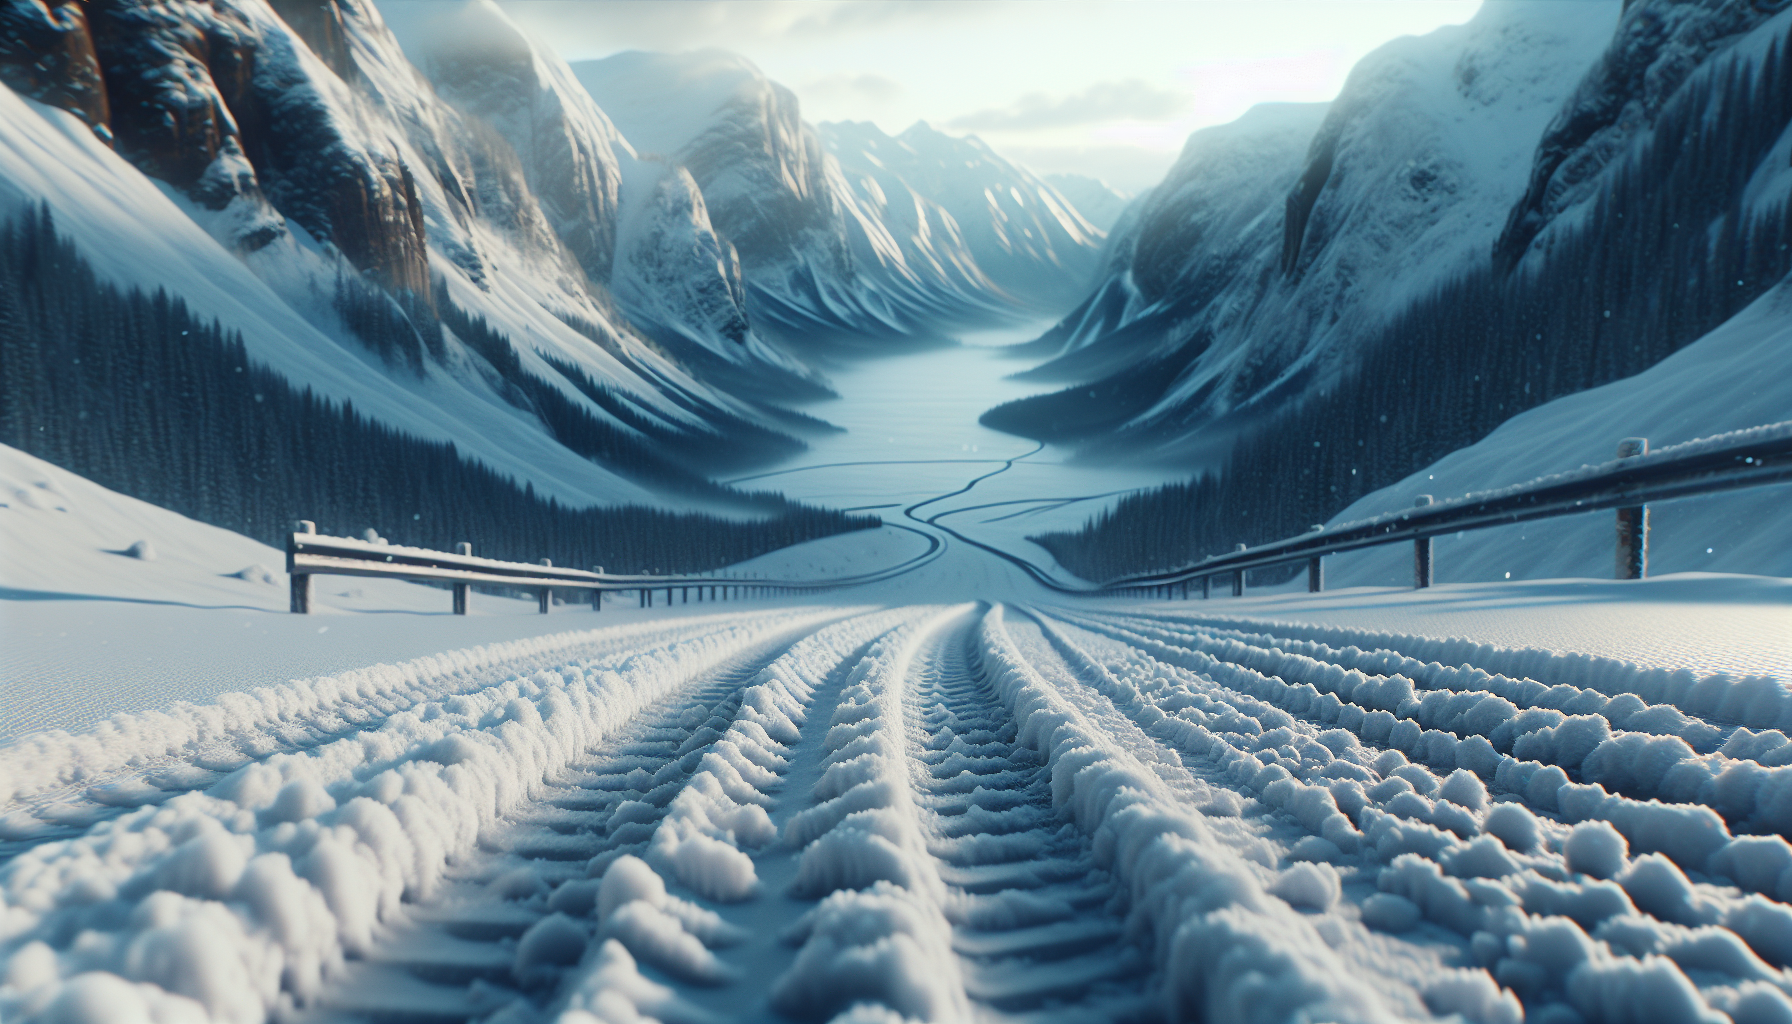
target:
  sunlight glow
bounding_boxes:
[497,0,1485,191]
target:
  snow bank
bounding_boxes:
[0,609,842,1021]
[551,607,924,1020]
[1321,282,1792,587]
[769,607,971,1024]
[977,606,1393,1022]
[0,613,781,813]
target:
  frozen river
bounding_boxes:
[722,328,1182,601]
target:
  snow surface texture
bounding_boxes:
[0,442,723,739]
[11,600,1792,1022]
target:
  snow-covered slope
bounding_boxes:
[0,84,666,510]
[571,50,1087,339]
[1317,275,1792,589]
[821,120,1107,312]
[995,1,1620,448]
[1043,172,1131,233]
[379,1,826,399]
[0,0,829,520]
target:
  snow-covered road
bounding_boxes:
[7,601,1792,1022]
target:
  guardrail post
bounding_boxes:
[1413,495,1434,589]
[289,520,315,614]
[452,542,472,614]
[1616,437,1649,579]
[592,567,604,611]
[1306,525,1325,593]
[1232,543,1247,597]
[538,559,552,614]
[1201,576,1210,599]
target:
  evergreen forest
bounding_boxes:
[0,209,874,576]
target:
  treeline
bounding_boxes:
[1037,30,1792,582]
[0,208,874,574]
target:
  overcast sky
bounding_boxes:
[497,0,1484,194]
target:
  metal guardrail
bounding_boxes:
[1098,423,1792,598]
[282,423,1792,610]
[283,519,944,614]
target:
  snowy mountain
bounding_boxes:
[0,0,927,588]
[1022,0,1792,581]
[379,3,828,400]
[0,0,817,498]
[571,50,1105,337]
[1042,172,1131,233]
[820,120,1107,311]
[1494,0,1792,273]
[987,1,1621,449]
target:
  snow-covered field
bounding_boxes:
[7,336,1792,1023]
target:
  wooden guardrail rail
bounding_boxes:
[1098,422,1792,598]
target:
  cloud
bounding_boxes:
[997,142,1177,195]
[802,73,905,104]
[784,1,984,37]
[495,1,1000,55]
[948,79,1189,133]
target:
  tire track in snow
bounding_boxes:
[0,614,790,849]
[555,606,930,1023]
[0,608,853,1024]
[1037,607,1792,1023]
[303,616,839,1022]
[903,613,1149,1021]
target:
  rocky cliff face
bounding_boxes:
[573,49,1070,338]
[391,0,623,287]
[0,0,820,509]
[681,76,848,275]
[0,0,109,134]
[2,0,430,289]
[1494,0,1789,272]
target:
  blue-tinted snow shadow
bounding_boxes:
[1236,574,1792,615]
[0,587,274,612]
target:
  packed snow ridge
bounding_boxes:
[5,602,1792,1022]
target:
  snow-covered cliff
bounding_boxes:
[822,120,1106,311]
[573,49,1105,338]
[991,1,1622,450]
